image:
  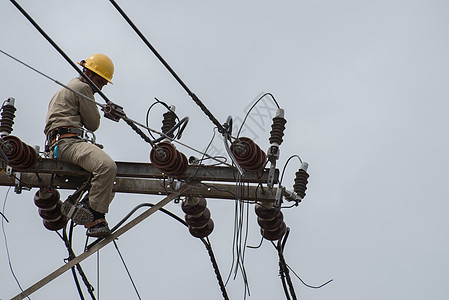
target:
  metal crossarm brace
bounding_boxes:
[11,185,190,300]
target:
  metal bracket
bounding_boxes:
[6,166,29,194]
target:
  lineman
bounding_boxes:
[44,53,117,238]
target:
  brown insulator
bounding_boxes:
[34,189,60,209]
[261,221,287,241]
[185,207,211,228]
[269,116,287,146]
[181,197,207,215]
[1,135,23,164]
[230,137,267,173]
[189,219,214,238]
[150,142,188,177]
[255,203,280,219]
[1,135,37,171]
[38,201,62,221]
[0,99,16,136]
[293,169,309,199]
[257,211,284,230]
[43,216,67,231]
[17,145,37,171]
[161,110,176,138]
[35,188,67,231]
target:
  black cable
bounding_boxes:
[58,222,96,300]
[9,0,111,105]
[151,117,189,144]
[58,229,85,300]
[202,237,230,300]
[286,265,333,289]
[108,0,225,133]
[247,236,264,249]
[113,240,142,300]
[0,211,8,222]
[145,98,182,141]
[274,237,297,300]
[236,93,281,138]
[279,155,303,187]
[87,202,229,299]
[122,117,154,145]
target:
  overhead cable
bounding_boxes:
[9,0,111,105]
[107,0,225,134]
[86,202,229,300]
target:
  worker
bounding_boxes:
[44,53,117,238]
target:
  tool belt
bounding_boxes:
[48,127,83,144]
[45,127,83,153]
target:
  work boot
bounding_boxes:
[85,208,111,238]
[86,220,111,238]
[61,199,94,225]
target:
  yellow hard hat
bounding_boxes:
[80,54,114,84]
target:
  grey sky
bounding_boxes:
[1,0,449,299]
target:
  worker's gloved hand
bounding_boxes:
[102,101,126,122]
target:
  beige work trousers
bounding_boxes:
[57,138,117,213]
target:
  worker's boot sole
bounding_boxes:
[86,223,111,238]
[61,200,94,225]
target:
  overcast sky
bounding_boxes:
[1,0,449,299]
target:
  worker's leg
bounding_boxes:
[58,139,117,213]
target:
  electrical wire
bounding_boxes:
[236,92,281,139]
[272,228,333,300]
[279,155,303,187]
[87,202,229,299]
[145,98,185,141]
[246,236,264,249]
[1,49,234,169]
[1,187,31,300]
[286,265,333,289]
[0,211,8,222]
[57,221,96,300]
[108,0,225,133]
[113,240,142,300]
[224,178,252,299]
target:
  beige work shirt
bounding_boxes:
[44,77,100,135]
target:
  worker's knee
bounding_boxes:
[97,156,117,178]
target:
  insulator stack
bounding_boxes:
[182,197,214,238]
[294,162,309,199]
[255,203,286,241]
[0,98,16,137]
[34,188,67,231]
[230,137,267,173]
[269,109,286,146]
[150,141,188,177]
[161,110,176,139]
[0,135,37,171]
